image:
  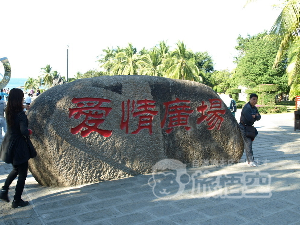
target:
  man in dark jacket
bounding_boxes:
[239,93,261,167]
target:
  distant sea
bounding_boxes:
[3,77,28,90]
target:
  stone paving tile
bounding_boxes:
[169,210,209,224]
[77,207,121,223]
[196,202,240,217]
[142,218,178,225]
[92,187,131,200]
[115,200,160,214]
[146,204,181,217]
[45,218,81,225]
[124,190,158,203]
[108,211,153,225]
[198,213,247,225]
[256,199,296,213]
[84,197,125,211]
[237,206,272,219]
[256,210,300,225]
[39,205,86,221]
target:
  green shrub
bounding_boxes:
[259,93,276,105]
[236,101,246,109]
[226,88,241,94]
[256,105,287,114]
[276,101,295,106]
[226,89,241,102]
[257,84,279,92]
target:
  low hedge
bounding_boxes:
[276,101,295,106]
[237,101,245,109]
[256,105,288,114]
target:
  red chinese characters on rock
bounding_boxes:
[196,99,225,130]
[121,99,158,134]
[161,98,194,134]
[69,97,226,137]
[69,98,112,137]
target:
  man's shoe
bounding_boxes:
[0,189,9,202]
[12,199,29,208]
[248,162,257,167]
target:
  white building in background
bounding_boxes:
[219,93,231,107]
[238,86,248,102]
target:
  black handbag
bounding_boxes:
[25,136,37,158]
[245,126,257,139]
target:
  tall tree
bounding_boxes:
[109,43,140,75]
[40,64,53,88]
[98,47,117,75]
[164,41,201,82]
[194,52,214,73]
[157,41,170,59]
[138,48,163,76]
[210,70,233,93]
[24,77,39,90]
[234,32,288,93]
[270,0,300,98]
[194,51,214,86]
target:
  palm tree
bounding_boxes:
[110,43,140,75]
[157,41,170,59]
[269,0,300,98]
[74,72,83,80]
[40,64,53,88]
[52,71,60,80]
[164,41,201,82]
[138,48,163,76]
[99,47,117,74]
[24,77,39,91]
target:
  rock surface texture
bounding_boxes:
[28,75,244,187]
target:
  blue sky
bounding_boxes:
[0,0,282,79]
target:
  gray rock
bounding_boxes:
[27,75,244,187]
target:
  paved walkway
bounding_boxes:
[1,111,300,225]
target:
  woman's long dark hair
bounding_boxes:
[6,88,24,127]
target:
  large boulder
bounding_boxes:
[28,75,244,187]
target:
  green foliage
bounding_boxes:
[258,93,276,105]
[38,64,66,88]
[40,64,53,88]
[227,88,241,94]
[74,70,105,79]
[234,32,288,93]
[256,84,279,93]
[245,84,279,105]
[236,101,246,109]
[24,77,39,90]
[68,78,76,82]
[256,105,288,114]
[270,0,300,99]
[210,70,233,93]
[97,41,214,83]
[276,100,295,106]
[164,41,200,81]
[226,88,241,101]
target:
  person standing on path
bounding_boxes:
[239,93,261,167]
[0,89,8,102]
[228,94,237,117]
[25,93,32,111]
[0,96,7,139]
[0,88,36,208]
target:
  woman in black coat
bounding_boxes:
[0,88,36,208]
